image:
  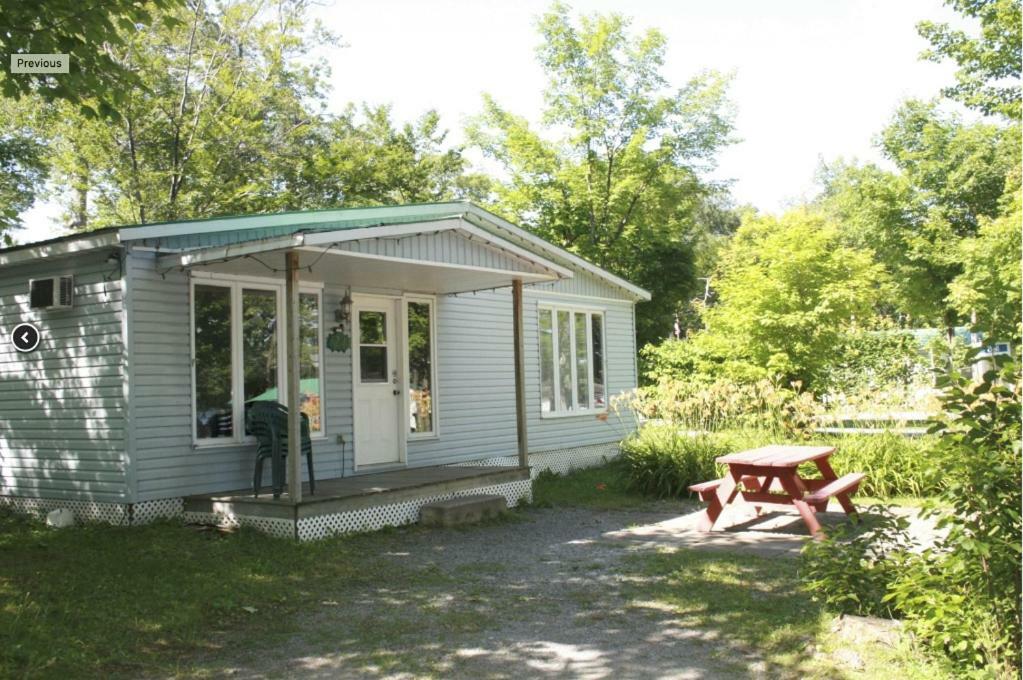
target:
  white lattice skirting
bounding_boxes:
[454,441,620,479]
[0,495,186,526]
[0,495,132,525]
[183,477,533,541]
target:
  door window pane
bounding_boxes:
[360,311,386,344]
[592,313,606,408]
[539,309,555,413]
[194,285,233,439]
[407,301,433,434]
[360,346,387,382]
[242,288,278,432]
[557,310,574,410]
[574,312,589,408]
[299,293,322,432]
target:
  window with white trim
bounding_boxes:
[406,297,437,437]
[191,278,324,444]
[538,306,607,415]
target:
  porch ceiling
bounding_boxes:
[187,246,559,294]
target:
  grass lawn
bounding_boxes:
[531,458,697,512]
[0,511,444,679]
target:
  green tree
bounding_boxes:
[296,105,491,209]
[918,0,1022,119]
[693,209,888,387]
[0,102,47,244]
[819,102,1019,328]
[468,3,735,345]
[947,175,1023,343]
[26,0,484,231]
[0,0,184,119]
[38,0,335,228]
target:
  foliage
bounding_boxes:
[467,2,736,345]
[819,104,1019,328]
[822,434,943,499]
[694,209,888,387]
[801,506,914,618]
[818,326,927,397]
[897,358,1021,673]
[621,377,820,438]
[618,426,725,498]
[0,0,184,119]
[0,110,47,244]
[917,0,1022,119]
[21,1,484,231]
[799,358,1022,677]
[947,178,1023,344]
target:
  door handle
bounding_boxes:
[393,389,400,396]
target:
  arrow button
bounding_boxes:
[11,323,40,353]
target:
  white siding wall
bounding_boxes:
[0,252,130,502]
[128,252,638,499]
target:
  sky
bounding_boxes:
[17,0,965,244]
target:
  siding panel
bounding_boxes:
[0,252,129,502]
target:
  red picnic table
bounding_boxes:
[688,445,866,538]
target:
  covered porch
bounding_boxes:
[183,464,532,541]
[150,213,564,533]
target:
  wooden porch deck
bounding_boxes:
[183,464,530,522]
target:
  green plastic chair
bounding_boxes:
[247,401,315,498]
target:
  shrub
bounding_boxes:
[823,433,942,498]
[799,358,1022,677]
[801,505,914,618]
[619,377,821,437]
[619,425,728,498]
[818,326,927,397]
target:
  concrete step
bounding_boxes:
[420,494,507,527]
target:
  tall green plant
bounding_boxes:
[889,358,1022,673]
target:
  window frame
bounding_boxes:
[403,294,440,440]
[189,273,325,448]
[537,303,607,418]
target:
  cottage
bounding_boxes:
[0,202,648,539]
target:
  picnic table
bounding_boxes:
[688,445,865,538]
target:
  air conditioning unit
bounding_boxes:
[29,276,74,309]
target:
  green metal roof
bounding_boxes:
[0,201,652,300]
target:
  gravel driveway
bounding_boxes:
[203,506,752,679]
[196,502,925,679]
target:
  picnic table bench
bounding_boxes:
[688,445,865,538]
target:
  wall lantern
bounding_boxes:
[335,289,352,325]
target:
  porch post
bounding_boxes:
[285,250,302,503]
[512,278,529,469]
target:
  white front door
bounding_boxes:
[353,296,403,467]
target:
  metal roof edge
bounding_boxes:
[461,206,652,302]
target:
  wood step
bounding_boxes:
[420,494,507,527]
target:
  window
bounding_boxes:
[299,293,323,433]
[191,277,324,443]
[407,298,436,436]
[241,288,279,434]
[358,310,388,382]
[538,305,607,415]
[194,284,233,439]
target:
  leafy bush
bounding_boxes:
[619,377,821,437]
[889,359,1021,674]
[619,425,727,498]
[799,358,1022,677]
[801,506,913,618]
[819,326,929,397]
[823,433,942,498]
